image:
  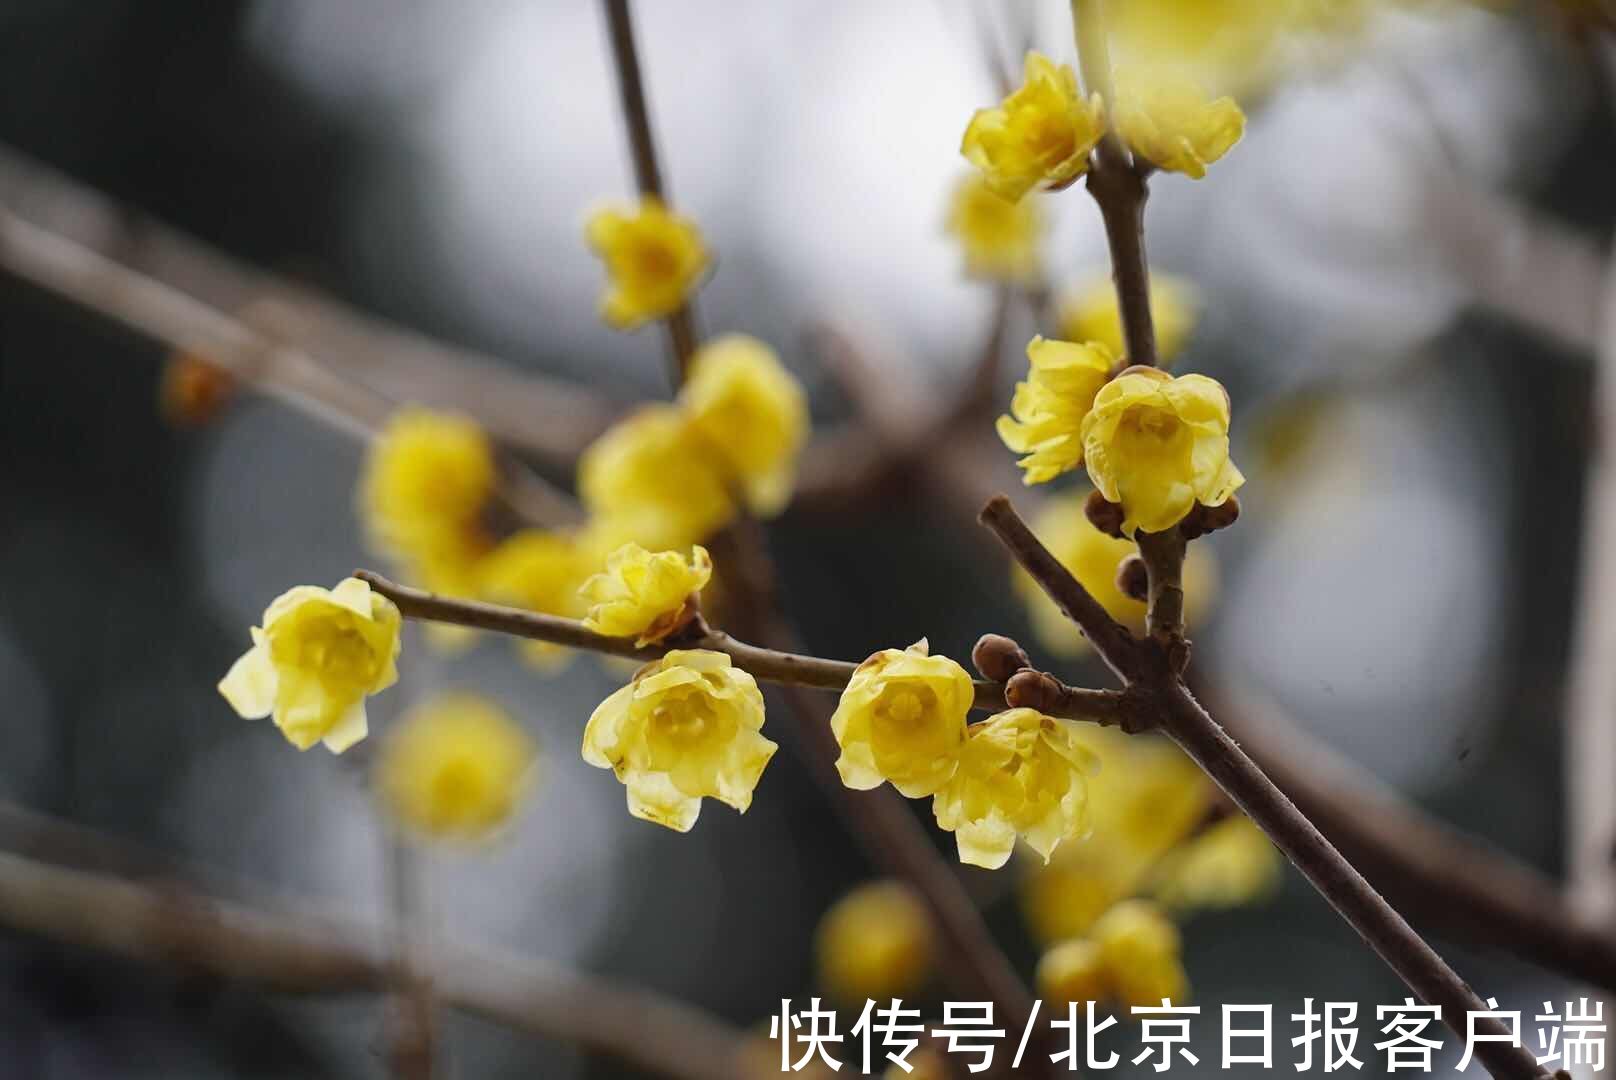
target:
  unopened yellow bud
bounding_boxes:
[583,650,776,832]
[218,577,401,753]
[962,52,1105,201]
[830,640,975,799]
[585,197,709,329]
[815,881,933,1004]
[377,694,536,842]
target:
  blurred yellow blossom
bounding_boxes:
[218,577,401,753]
[479,530,589,667]
[585,197,709,329]
[377,694,536,842]
[962,52,1105,201]
[830,640,974,799]
[996,336,1117,485]
[680,335,809,516]
[946,174,1044,282]
[1091,899,1189,1007]
[580,542,712,646]
[1113,68,1245,179]
[1151,815,1282,910]
[1082,368,1243,535]
[360,408,496,571]
[583,649,776,832]
[1107,0,1291,98]
[1037,939,1109,1005]
[814,881,933,1004]
[1014,497,1217,658]
[578,405,736,550]
[1059,274,1198,364]
[932,708,1098,869]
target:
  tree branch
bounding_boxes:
[0,849,748,1080]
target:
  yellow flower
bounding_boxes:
[814,881,933,1004]
[1037,939,1109,1005]
[830,640,975,799]
[1090,899,1189,1008]
[1113,68,1245,180]
[1151,816,1281,910]
[961,52,1105,201]
[479,530,589,667]
[578,405,736,550]
[580,542,712,646]
[1058,274,1198,364]
[585,197,710,329]
[945,174,1044,282]
[218,577,402,753]
[680,335,809,516]
[1107,0,1290,98]
[376,694,536,842]
[1013,497,1218,658]
[1082,367,1244,535]
[933,708,1099,869]
[583,649,776,832]
[996,336,1117,485]
[360,408,496,570]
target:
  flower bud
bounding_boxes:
[972,633,1031,683]
[1115,553,1149,602]
[1084,489,1127,539]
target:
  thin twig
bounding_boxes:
[0,849,748,1080]
[356,570,1009,713]
[600,0,699,381]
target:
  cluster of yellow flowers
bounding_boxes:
[830,641,1098,869]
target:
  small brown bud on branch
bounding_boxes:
[1115,554,1149,602]
[1179,495,1241,540]
[973,634,1031,684]
[1084,490,1127,539]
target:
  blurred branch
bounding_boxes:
[357,569,1018,714]
[0,144,616,463]
[0,848,748,1080]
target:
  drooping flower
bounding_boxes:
[580,542,712,646]
[376,693,537,842]
[830,640,975,799]
[945,174,1044,283]
[577,405,736,551]
[583,649,776,832]
[1058,274,1198,364]
[1037,939,1109,1006]
[814,881,933,1004]
[1113,68,1246,179]
[479,529,590,667]
[932,708,1099,870]
[1090,899,1190,1008]
[996,336,1116,485]
[1150,815,1281,911]
[679,335,809,516]
[1013,497,1218,658]
[961,52,1105,201]
[1082,367,1244,535]
[218,577,402,753]
[585,197,710,329]
[360,408,496,571]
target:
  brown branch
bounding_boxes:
[0,848,748,1080]
[600,0,699,382]
[979,495,1551,1079]
[356,570,1009,713]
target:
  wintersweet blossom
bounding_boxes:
[580,542,712,646]
[1113,68,1245,179]
[479,529,589,667]
[360,408,495,571]
[680,335,809,516]
[1151,816,1281,910]
[1013,497,1217,658]
[376,694,536,842]
[1059,274,1198,364]
[932,708,1099,870]
[585,197,709,329]
[814,881,933,1004]
[830,640,975,799]
[218,577,401,753]
[961,52,1105,201]
[577,405,736,550]
[1082,367,1244,535]
[945,174,1044,283]
[996,336,1116,484]
[1091,899,1190,1008]
[1037,939,1109,1006]
[583,649,776,832]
